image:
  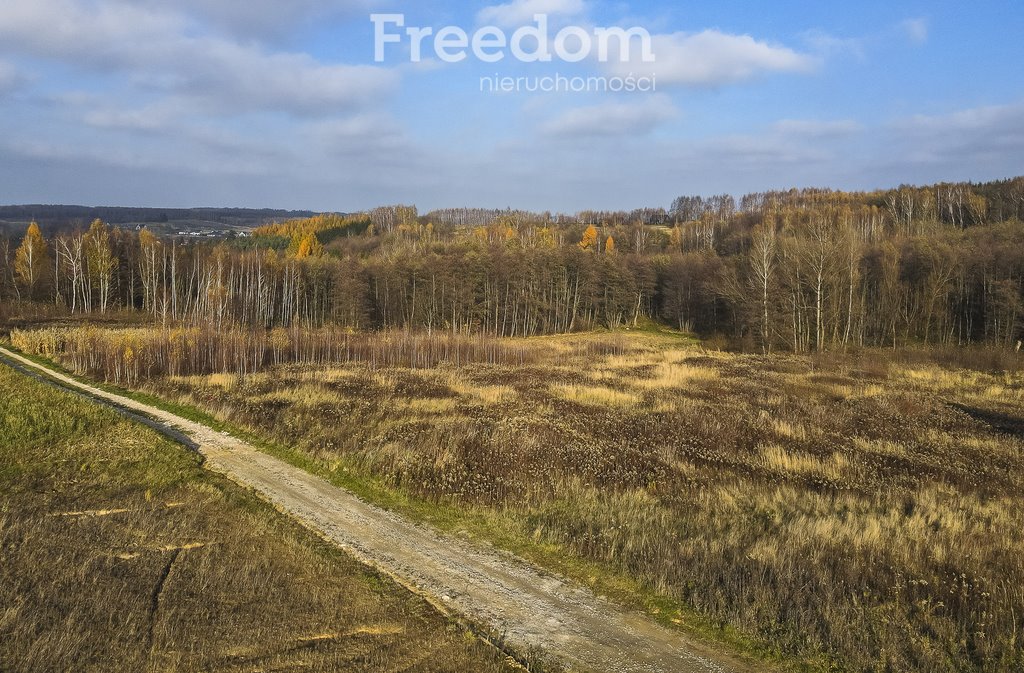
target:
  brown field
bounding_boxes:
[8,326,1024,673]
[0,364,519,673]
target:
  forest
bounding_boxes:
[2,177,1023,353]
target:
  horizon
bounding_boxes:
[4,172,1024,219]
[1,1,1022,212]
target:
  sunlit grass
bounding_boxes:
[550,383,640,408]
[402,398,460,414]
[452,382,516,405]
[764,415,808,441]
[634,361,720,390]
[758,443,849,481]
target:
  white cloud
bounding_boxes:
[605,30,818,87]
[771,119,864,138]
[803,18,929,61]
[0,0,398,117]
[901,18,929,45]
[700,126,848,167]
[540,96,678,137]
[700,135,831,165]
[82,104,181,133]
[3,134,280,177]
[890,102,1024,165]
[0,0,184,63]
[477,0,586,27]
[0,60,26,94]
[801,29,866,60]
[126,0,378,40]
[305,114,412,163]
[175,44,397,116]
[900,103,1024,134]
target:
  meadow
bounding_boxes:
[0,361,519,673]
[8,325,1024,672]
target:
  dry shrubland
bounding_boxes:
[9,325,625,384]
[0,364,517,673]
[11,326,1024,672]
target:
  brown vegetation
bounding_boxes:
[9,326,625,383]
[15,326,1023,672]
[0,363,517,673]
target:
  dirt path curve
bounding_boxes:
[1,346,749,673]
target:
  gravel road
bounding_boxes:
[1,345,750,673]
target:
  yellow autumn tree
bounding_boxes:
[605,236,616,253]
[579,225,598,251]
[14,221,49,300]
[292,232,324,259]
[536,227,556,249]
[138,228,162,316]
[84,219,117,313]
[668,225,683,251]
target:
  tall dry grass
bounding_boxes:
[11,326,624,384]
[12,326,1024,672]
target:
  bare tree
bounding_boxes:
[748,222,778,353]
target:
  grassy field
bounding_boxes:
[0,363,520,673]
[8,327,1024,672]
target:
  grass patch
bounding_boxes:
[0,360,517,673]
[550,383,641,408]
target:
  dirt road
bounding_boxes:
[0,345,747,673]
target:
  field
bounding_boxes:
[0,363,519,673]
[8,326,1024,673]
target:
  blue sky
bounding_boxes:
[0,0,1021,213]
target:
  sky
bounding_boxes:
[0,0,1022,213]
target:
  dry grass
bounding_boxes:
[758,444,850,481]
[586,347,720,392]
[16,327,1024,673]
[204,371,239,388]
[634,360,720,390]
[759,411,809,441]
[0,364,516,673]
[403,397,461,414]
[852,436,909,458]
[550,383,640,408]
[446,375,516,405]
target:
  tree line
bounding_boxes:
[1,177,1022,352]
[0,205,316,229]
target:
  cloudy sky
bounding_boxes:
[0,0,1021,212]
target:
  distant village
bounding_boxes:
[130,223,251,239]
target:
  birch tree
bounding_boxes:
[84,219,117,313]
[14,222,49,300]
